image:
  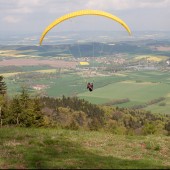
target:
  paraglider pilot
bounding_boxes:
[87,82,93,92]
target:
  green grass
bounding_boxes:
[46,74,87,97]
[78,70,170,114]
[78,81,169,103]
[145,97,170,114]
[0,128,169,169]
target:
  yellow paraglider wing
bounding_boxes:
[79,62,90,65]
[39,9,131,45]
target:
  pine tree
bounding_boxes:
[10,96,22,125]
[19,86,30,109]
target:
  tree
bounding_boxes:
[0,76,7,127]
[9,87,44,127]
[0,76,7,96]
[19,86,30,109]
[31,96,44,127]
[9,96,22,125]
[143,123,157,135]
[0,95,8,127]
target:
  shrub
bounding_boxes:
[159,102,166,106]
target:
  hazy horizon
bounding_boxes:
[0,30,170,46]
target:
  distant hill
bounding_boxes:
[0,39,170,58]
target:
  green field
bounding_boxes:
[0,128,169,169]
[5,70,170,114]
[78,71,170,114]
[79,81,169,103]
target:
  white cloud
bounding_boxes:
[10,7,32,14]
[0,0,170,32]
[2,0,169,17]
[85,0,129,10]
[1,0,170,15]
[17,0,41,7]
[3,16,21,23]
[85,0,170,10]
[0,0,41,14]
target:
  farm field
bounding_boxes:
[78,81,170,114]
[78,71,170,114]
[79,81,169,103]
[0,58,77,68]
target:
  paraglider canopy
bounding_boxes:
[39,9,131,45]
[79,62,90,66]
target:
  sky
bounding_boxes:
[0,0,170,36]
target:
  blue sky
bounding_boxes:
[0,0,170,35]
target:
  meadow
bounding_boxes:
[78,71,170,114]
[0,128,169,169]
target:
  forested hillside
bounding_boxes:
[0,84,169,136]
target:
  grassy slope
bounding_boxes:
[0,128,169,169]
